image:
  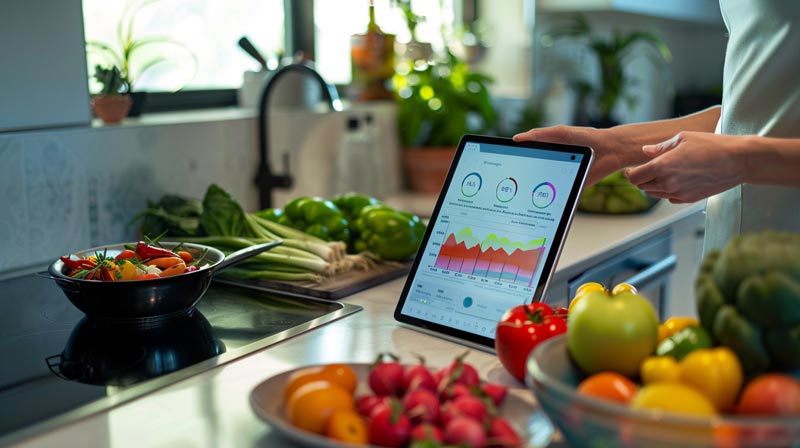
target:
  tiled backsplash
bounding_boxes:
[0,116,259,274]
[0,104,401,275]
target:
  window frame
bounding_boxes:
[135,0,477,113]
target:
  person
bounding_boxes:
[514,0,800,253]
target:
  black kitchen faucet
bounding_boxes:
[254,61,343,210]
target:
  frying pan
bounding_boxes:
[47,241,281,322]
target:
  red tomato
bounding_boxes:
[494,303,567,382]
[576,372,639,404]
[737,373,800,416]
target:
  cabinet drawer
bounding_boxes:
[567,231,675,319]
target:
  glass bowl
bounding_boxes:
[525,335,800,448]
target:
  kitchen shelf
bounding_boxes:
[536,0,723,25]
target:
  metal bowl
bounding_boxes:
[47,241,280,322]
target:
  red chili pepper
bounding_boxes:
[60,256,96,271]
[135,241,178,260]
[114,249,138,262]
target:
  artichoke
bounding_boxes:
[695,231,800,374]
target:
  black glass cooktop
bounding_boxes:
[0,273,361,443]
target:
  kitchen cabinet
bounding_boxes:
[0,0,91,132]
[564,231,674,319]
[536,0,723,25]
[543,203,706,321]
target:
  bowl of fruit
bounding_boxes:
[526,232,800,447]
[250,354,554,447]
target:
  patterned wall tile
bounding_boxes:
[0,138,30,271]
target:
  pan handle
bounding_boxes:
[36,271,81,293]
[212,240,283,273]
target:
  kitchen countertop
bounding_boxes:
[9,200,705,448]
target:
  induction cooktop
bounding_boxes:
[0,273,361,444]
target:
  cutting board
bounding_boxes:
[228,262,411,300]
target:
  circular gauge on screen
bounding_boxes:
[496,177,518,203]
[532,182,557,208]
[461,172,482,197]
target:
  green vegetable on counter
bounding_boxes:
[695,231,800,374]
[332,192,383,220]
[578,171,655,214]
[352,205,426,262]
[279,196,351,245]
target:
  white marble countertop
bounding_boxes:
[9,200,705,448]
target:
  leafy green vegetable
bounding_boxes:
[134,195,202,237]
[199,184,249,237]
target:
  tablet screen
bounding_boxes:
[394,135,592,347]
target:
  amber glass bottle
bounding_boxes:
[350,1,395,101]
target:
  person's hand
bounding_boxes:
[513,125,623,185]
[625,132,746,204]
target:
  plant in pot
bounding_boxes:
[85,0,197,117]
[394,48,496,193]
[544,14,672,128]
[91,65,132,124]
[545,14,671,213]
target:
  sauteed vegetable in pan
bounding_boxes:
[59,241,211,281]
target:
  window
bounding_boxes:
[314,0,458,86]
[82,0,285,93]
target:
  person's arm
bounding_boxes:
[742,135,800,187]
[625,132,800,204]
[513,106,721,185]
[608,106,721,166]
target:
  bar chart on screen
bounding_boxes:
[431,225,547,288]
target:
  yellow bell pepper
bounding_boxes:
[679,347,744,412]
[657,316,700,342]
[639,356,681,384]
[115,259,139,281]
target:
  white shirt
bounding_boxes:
[704,0,800,252]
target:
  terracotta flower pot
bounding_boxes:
[91,94,133,124]
[401,146,457,193]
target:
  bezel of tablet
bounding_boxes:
[393,134,593,348]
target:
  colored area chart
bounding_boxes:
[433,227,546,287]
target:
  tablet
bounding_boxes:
[393,134,593,349]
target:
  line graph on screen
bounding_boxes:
[433,226,546,287]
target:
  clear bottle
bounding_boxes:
[333,116,374,196]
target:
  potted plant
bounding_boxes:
[86,0,196,116]
[394,48,496,193]
[90,65,132,124]
[545,14,672,127]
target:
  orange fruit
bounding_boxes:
[283,364,358,404]
[285,381,355,435]
[576,372,638,404]
[325,409,368,444]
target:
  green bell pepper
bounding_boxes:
[353,205,426,261]
[280,196,351,244]
[253,207,284,223]
[655,325,713,361]
[332,192,382,220]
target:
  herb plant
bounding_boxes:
[545,14,672,125]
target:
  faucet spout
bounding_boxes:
[254,61,343,210]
